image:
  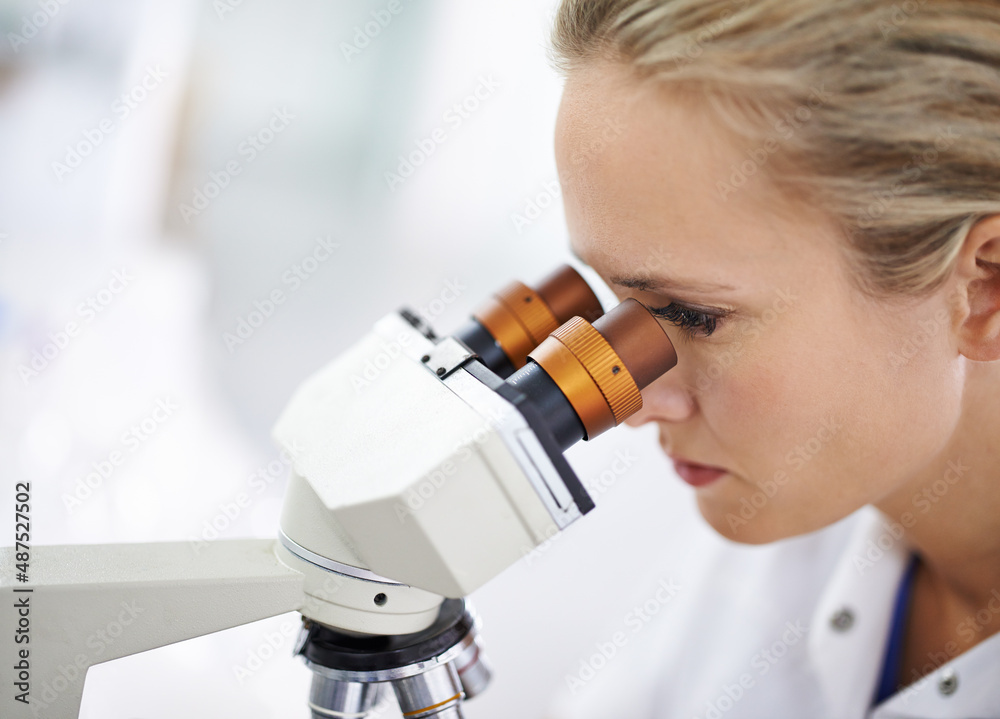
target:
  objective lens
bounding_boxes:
[452,634,491,699]
[391,663,465,718]
[308,675,384,718]
[456,265,603,377]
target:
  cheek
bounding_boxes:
[703,307,959,470]
[695,312,964,541]
[698,347,814,466]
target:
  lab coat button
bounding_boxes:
[830,608,854,631]
[938,669,958,696]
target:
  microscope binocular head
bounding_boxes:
[272,264,676,718]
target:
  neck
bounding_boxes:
[876,358,1000,617]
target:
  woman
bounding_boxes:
[546,0,1000,717]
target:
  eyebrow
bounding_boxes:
[607,274,737,294]
[568,244,736,295]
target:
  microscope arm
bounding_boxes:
[0,538,304,718]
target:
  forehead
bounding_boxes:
[554,61,822,286]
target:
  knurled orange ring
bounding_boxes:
[473,281,560,369]
[528,317,642,438]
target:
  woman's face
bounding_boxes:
[555,61,967,544]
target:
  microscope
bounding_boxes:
[1,265,677,718]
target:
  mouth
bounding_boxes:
[669,457,729,488]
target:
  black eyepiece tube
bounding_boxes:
[504,361,586,451]
[454,320,517,378]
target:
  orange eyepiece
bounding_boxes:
[472,265,603,372]
[527,299,677,439]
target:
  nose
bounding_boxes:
[625,365,696,427]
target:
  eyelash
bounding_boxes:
[647,303,722,337]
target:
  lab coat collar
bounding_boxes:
[809,506,1000,718]
[808,506,911,718]
[872,630,1000,718]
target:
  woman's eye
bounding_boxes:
[647,303,720,337]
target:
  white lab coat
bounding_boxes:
[547,505,1000,719]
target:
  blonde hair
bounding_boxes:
[551,0,1000,297]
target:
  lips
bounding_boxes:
[670,457,728,488]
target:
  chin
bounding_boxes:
[696,495,805,546]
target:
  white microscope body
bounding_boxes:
[0,267,676,718]
[275,311,590,632]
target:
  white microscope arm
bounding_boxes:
[0,539,304,718]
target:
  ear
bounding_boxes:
[954,214,1000,361]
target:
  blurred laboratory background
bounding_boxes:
[0,0,714,716]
